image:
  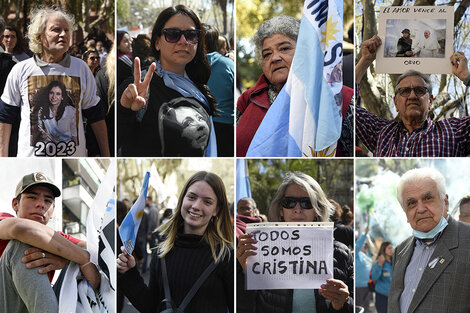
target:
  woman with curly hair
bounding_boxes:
[117,171,234,312]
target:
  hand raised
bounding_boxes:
[120,57,156,111]
[450,51,470,82]
[117,246,136,274]
[361,35,382,63]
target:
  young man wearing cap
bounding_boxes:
[396,28,413,57]
[0,172,99,312]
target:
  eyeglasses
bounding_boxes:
[396,86,429,97]
[280,197,313,209]
[89,56,100,61]
[162,28,200,44]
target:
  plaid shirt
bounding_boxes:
[356,106,470,157]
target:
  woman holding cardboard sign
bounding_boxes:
[237,172,353,312]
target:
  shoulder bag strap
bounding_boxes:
[160,256,173,310]
[176,260,218,312]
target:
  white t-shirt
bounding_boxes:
[1,54,100,157]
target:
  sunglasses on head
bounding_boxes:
[396,86,428,97]
[162,28,200,44]
[280,197,313,209]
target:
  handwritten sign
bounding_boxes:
[245,222,334,290]
[377,6,454,74]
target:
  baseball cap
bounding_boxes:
[402,29,410,34]
[15,172,61,198]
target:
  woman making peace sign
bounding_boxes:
[118,5,218,157]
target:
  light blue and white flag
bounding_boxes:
[119,171,150,254]
[236,159,252,205]
[59,160,117,313]
[246,0,343,157]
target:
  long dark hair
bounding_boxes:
[3,25,25,54]
[158,171,233,263]
[376,241,392,262]
[150,5,217,114]
[35,80,73,121]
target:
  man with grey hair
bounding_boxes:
[237,197,257,217]
[458,195,470,223]
[387,167,470,313]
[355,35,470,157]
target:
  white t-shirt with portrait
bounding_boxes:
[1,54,100,157]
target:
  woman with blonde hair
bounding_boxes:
[118,171,234,313]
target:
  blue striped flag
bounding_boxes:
[246,0,343,157]
[119,171,150,254]
[236,159,251,205]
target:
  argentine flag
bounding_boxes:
[236,159,252,205]
[119,171,150,254]
[246,0,343,157]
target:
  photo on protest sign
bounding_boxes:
[377,6,454,74]
[245,222,334,290]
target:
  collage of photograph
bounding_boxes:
[0,0,469,312]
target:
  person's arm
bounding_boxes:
[450,51,470,84]
[370,258,385,281]
[0,217,89,265]
[0,123,12,156]
[90,119,110,156]
[118,247,158,313]
[3,239,59,313]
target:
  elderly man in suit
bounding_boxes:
[388,167,470,313]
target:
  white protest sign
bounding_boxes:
[245,222,334,290]
[377,6,454,74]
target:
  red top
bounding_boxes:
[0,212,81,282]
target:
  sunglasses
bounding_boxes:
[162,28,200,44]
[89,56,100,61]
[280,197,313,209]
[396,86,428,97]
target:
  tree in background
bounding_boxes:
[237,0,354,90]
[1,0,114,43]
[247,159,353,218]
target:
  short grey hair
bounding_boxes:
[395,70,433,97]
[268,172,334,222]
[238,197,257,208]
[396,168,446,209]
[254,15,300,64]
[27,6,75,54]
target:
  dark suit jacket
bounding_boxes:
[388,217,470,313]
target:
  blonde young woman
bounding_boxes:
[117,171,234,313]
